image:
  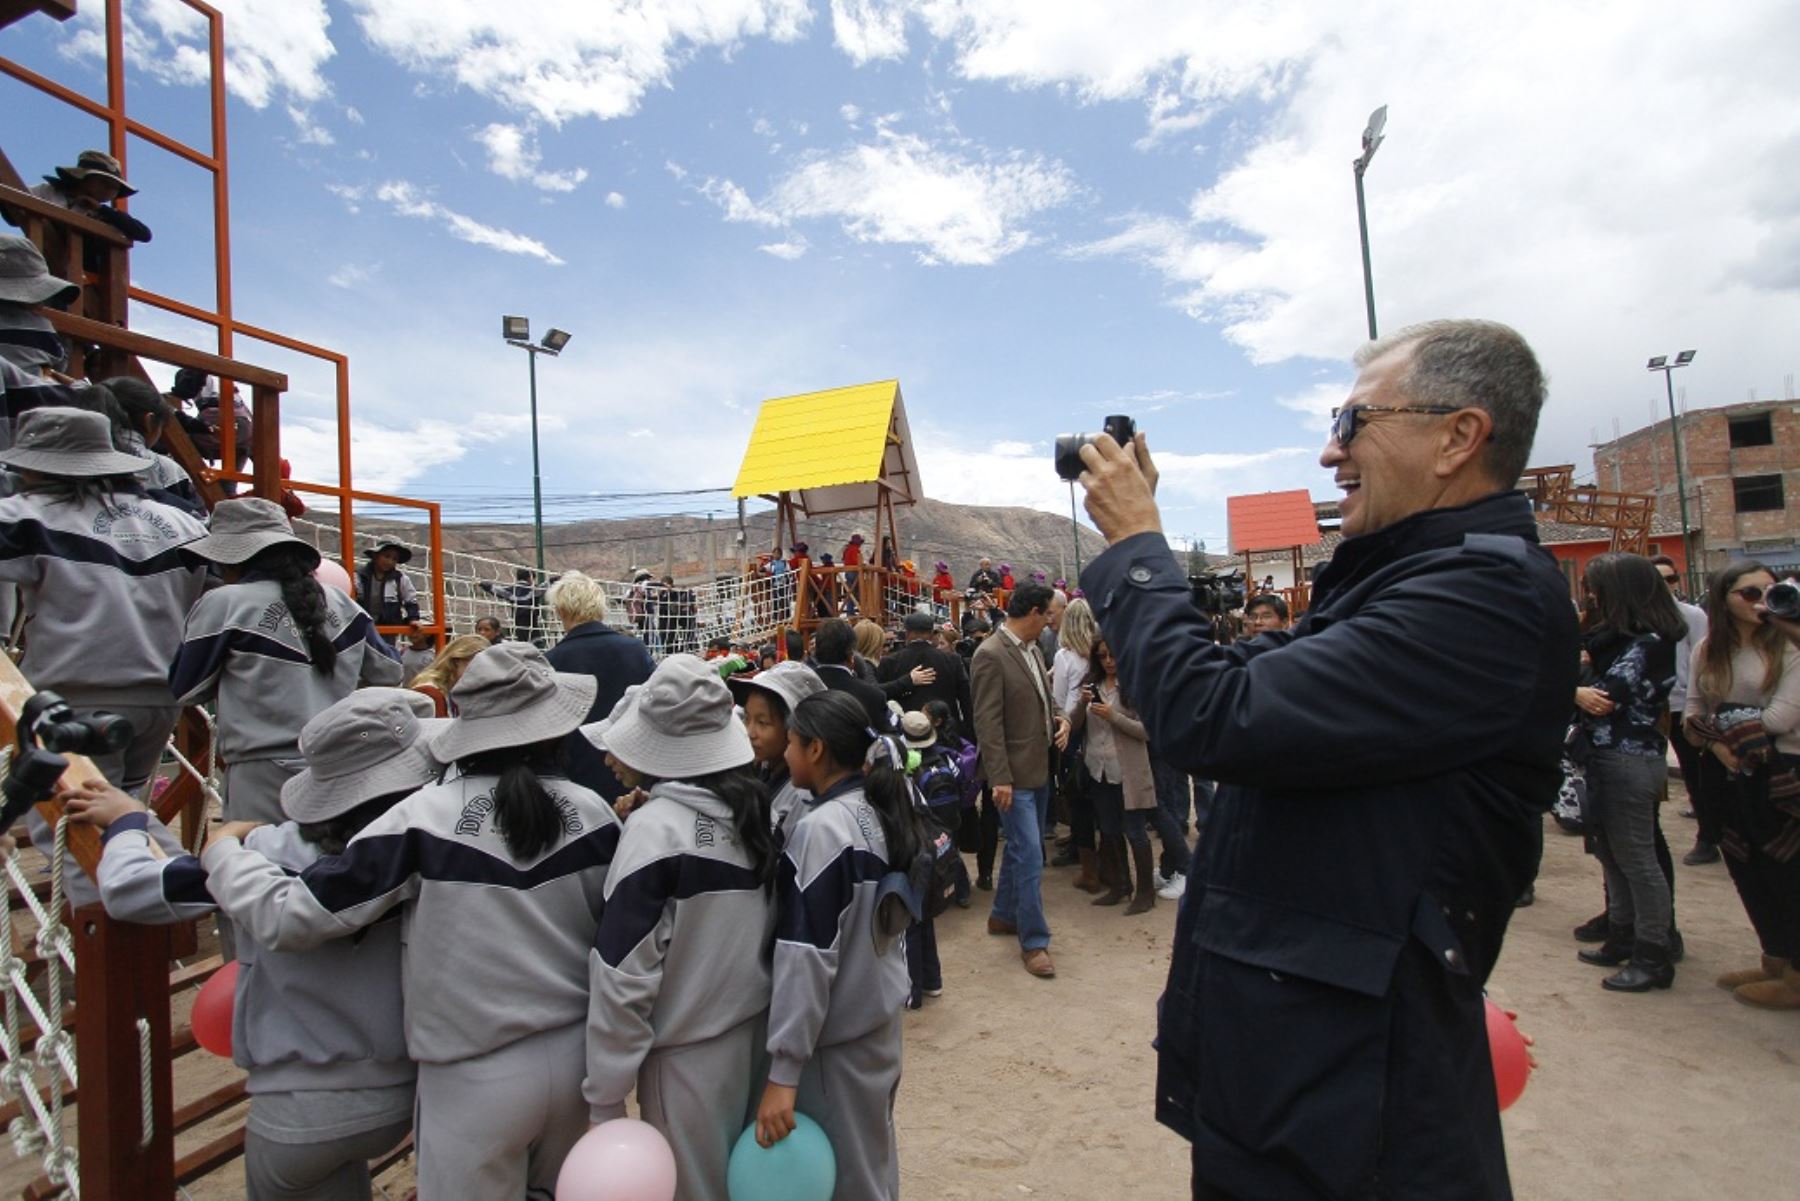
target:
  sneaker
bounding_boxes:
[1683,840,1720,866]
[1152,869,1173,891]
[924,986,944,997]
[1156,872,1187,900]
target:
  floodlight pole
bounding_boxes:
[1651,354,1697,594]
[526,347,545,574]
[1353,105,1387,341]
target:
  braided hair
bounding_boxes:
[246,542,337,674]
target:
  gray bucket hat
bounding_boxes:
[431,642,597,762]
[899,710,936,749]
[582,654,752,778]
[52,150,136,197]
[184,497,321,566]
[280,688,448,822]
[0,406,150,477]
[726,659,826,715]
[0,235,80,307]
[579,684,641,755]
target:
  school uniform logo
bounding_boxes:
[92,501,180,544]
[456,788,586,838]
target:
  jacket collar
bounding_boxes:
[646,779,735,821]
[1312,490,1537,606]
[560,620,620,641]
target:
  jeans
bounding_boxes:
[991,786,1051,951]
[1089,778,1125,838]
[1589,748,1674,946]
[1126,805,1192,876]
[1150,751,1193,874]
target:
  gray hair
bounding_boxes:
[545,570,608,625]
[1353,319,1545,487]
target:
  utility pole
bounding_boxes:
[1648,351,1699,593]
[501,317,572,573]
[1352,104,1387,341]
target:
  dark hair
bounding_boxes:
[922,698,958,742]
[1244,593,1290,622]
[19,472,137,511]
[1582,553,1686,644]
[247,542,338,675]
[788,691,920,871]
[1648,553,1677,571]
[98,376,172,439]
[639,766,778,892]
[475,615,503,632]
[1697,560,1786,701]
[1007,581,1054,618]
[297,789,411,856]
[783,629,805,662]
[814,617,856,666]
[458,737,568,860]
[1085,634,1133,710]
[707,635,732,652]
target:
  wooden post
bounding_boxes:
[73,906,176,1200]
[250,383,281,500]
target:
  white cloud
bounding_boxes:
[283,414,529,494]
[1274,381,1349,434]
[752,116,778,138]
[474,123,589,192]
[604,191,627,210]
[759,236,809,260]
[698,178,785,228]
[325,183,365,212]
[342,0,813,125]
[343,105,364,125]
[840,103,862,125]
[288,105,335,146]
[372,181,565,265]
[664,160,689,181]
[326,263,378,290]
[832,0,910,65]
[63,0,335,109]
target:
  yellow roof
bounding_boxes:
[731,380,922,513]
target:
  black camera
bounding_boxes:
[0,692,133,833]
[1054,414,1137,482]
[1766,580,1800,622]
[1188,571,1247,617]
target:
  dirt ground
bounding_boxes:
[8,784,1800,1199]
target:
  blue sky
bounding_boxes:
[6,1,1799,553]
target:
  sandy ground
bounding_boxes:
[7,784,1800,1198]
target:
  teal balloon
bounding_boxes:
[728,1113,835,1201]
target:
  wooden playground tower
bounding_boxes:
[0,2,442,1194]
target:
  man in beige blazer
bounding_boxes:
[971,581,1071,978]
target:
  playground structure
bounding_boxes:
[1225,488,1324,616]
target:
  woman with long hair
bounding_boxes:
[1684,560,1800,1009]
[1570,553,1686,991]
[200,642,621,1196]
[580,655,780,1199]
[1051,599,1101,891]
[173,498,403,824]
[409,633,489,717]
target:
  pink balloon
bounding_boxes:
[192,960,238,1058]
[314,557,353,596]
[1485,997,1532,1111]
[556,1117,677,1201]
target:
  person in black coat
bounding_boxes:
[879,610,973,729]
[811,617,896,733]
[542,571,654,800]
[1077,320,1577,1201]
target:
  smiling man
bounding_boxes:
[1076,320,1578,1201]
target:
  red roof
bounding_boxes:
[1227,490,1323,553]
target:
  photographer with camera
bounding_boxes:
[1073,320,1576,1200]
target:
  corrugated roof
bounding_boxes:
[1227,489,1323,553]
[730,379,923,515]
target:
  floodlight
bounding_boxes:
[1362,104,1388,154]
[1674,349,1696,366]
[1646,356,1667,370]
[541,328,572,354]
[503,315,530,342]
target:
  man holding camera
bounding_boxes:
[1077,320,1577,1201]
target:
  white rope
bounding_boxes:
[136,1017,153,1149]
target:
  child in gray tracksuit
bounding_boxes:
[728,660,828,846]
[757,691,918,1201]
[62,687,441,1201]
[173,499,403,826]
[579,656,781,1201]
[199,644,617,1201]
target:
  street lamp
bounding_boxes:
[1648,349,1698,593]
[1352,104,1387,341]
[502,316,573,573]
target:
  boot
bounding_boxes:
[1577,923,1634,967]
[1051,842,1080,868]
[1733,964,1800,1010]
[1717,954,1790,992]
[1602,941,1675,992]
[1072,848,1103,894]
[1092,837,1129,907]
[1572,910,1611,943]
[1125,841,1157,915]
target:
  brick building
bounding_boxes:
[1593,397,1800,575]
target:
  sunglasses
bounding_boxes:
[1733,585,1767,602]
[1329,404,1461,447]
[1658,572,1679,584]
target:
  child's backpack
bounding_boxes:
[951,736,983,808]
[914,743,963,810]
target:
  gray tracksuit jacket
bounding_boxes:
[583,781,777,1123]
[170,576,404,762]
[769,769,812,848]
[766,774,909,1088]
[97,812,413,1095]
[201,773,620,1064]
[0,489,207,705]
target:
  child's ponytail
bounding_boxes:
[862,733,920,873]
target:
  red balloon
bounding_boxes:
[314,558,354,597]
[1485,998,1531,1111]
[192,960,239,1058]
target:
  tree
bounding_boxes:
[1185,537,1208,576]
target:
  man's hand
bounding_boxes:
[992,783,1014,812]
[1077,432,1163,545]
[1573,686,1614,717]
[57,779,146,829]
[1052,716,1071,751]
[755,1081,797,1148]
[909,665,937,687]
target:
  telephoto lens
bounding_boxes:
[1765,580,1800,622]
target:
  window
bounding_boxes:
[1734,474,1785,513]
[1729,413,1774,449]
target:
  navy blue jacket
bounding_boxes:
[546,620,655,800]
[1083,491,1576,1201]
